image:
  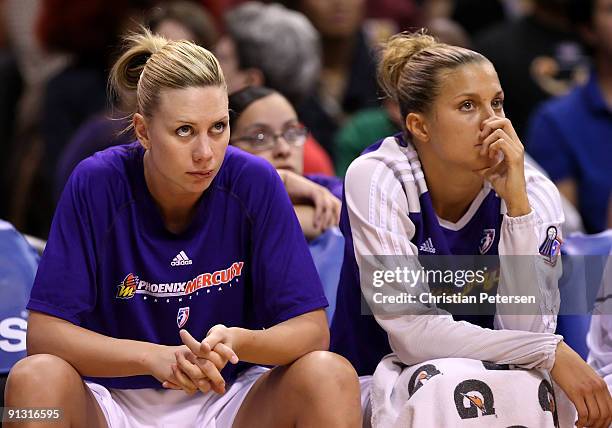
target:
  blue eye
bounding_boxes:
[212,122,227,134]
[176,125,192,137]
[492,98,504,109]
[460,101,474,111]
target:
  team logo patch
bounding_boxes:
[116,273,139,299]
[539,226,562,266]
[479,229,496,254]
[177,307,190,328]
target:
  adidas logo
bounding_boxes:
[171,251,193,266]
[419,238,436,254]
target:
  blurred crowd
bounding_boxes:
[0,0,610,239]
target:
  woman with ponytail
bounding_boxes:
[330,31,612,427]
[4,30,361,428]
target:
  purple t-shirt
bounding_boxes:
[28,142,327,389]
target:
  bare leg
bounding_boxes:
[233,351,362,428]
[4,354,108,428]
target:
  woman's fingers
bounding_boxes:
[176,350,205,381]
[572,394,589,427]
[480,116,519,141]
[214,343,239,365]
[592,380,612,428]
[180,329,210,357]
[194,358,226,393]
[480,129,521,158]
[162,380,182,390]
[171,363,197,395]
[312,191,326,229]
[583,392,600,427]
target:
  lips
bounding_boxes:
[187,170,213,179]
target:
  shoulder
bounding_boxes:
[213,146,286,217]
[217,146,280,190]
[65,142,140,205]
[345,135,425,213]
[523,161,564,225]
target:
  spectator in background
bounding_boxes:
[21,0,153,237]
[146,0,219,50]
[229,86,341,240]
[281,0,380,161]
[526,0,612,234]
[475,0,588,138]
[54,1,220,199]
[218,1,334,175]
[38,0,152,182]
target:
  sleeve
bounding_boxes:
[345,156,562,370]
[248,161,328,328]
[26,162,102,325]
[525,106,575,182]
[495,167,565,333]
[587,252,612,385]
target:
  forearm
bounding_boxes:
[27,311,159,378]
[230,310,329,366]
[496,211,561,333]
[379,314,562,369]
[294,204,323,240]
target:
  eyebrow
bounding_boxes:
[454,90,504,100]
[173,115,229,125]
[243,119,298,130]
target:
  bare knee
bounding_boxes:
[6,354,82,402]
[288,351,360,399]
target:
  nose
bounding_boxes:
[193,136,213,163]
[479,105,497,130]
[272,135,291,158]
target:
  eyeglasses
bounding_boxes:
[231,124,308,151]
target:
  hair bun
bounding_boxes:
[109,28,169,99]
[378,31,437,101]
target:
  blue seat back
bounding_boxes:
[0,220,39,374]
[557,230,612,359]
[308,228,345,325]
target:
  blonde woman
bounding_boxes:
[4,30,361,428]
[330,32,612,427]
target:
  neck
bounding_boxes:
[417,146,484,223]
[143,152,200,234]
[321,35,356,70]
[596,55,612,108]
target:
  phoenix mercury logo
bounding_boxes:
[116,261,244,299]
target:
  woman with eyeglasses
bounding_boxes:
[229,86,342,240]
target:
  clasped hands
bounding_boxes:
[161,325,239,395]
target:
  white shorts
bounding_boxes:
[86,366,269,428]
